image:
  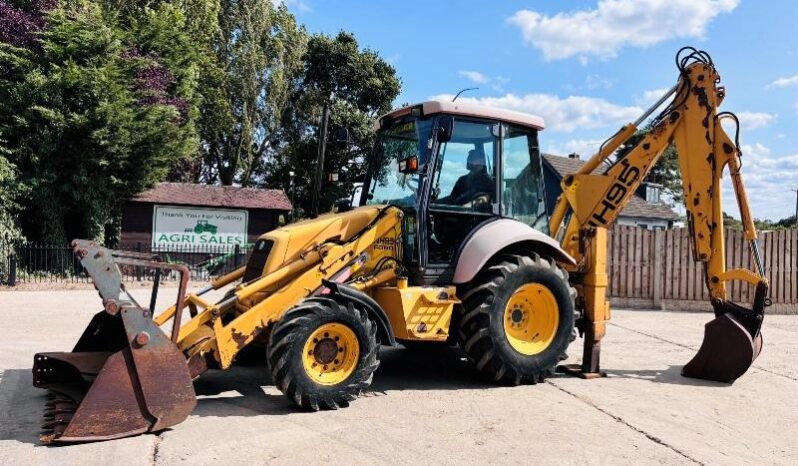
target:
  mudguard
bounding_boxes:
[322,279,397,346]
[453,218,575,284]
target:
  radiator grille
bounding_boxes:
[243,239,273,282]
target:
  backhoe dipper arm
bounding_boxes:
[550,48,769,379]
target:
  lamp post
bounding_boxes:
[289,171,295,221]
[311,103,331,218]
[793,188,798,224]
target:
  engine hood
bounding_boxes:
[256,205,388,275]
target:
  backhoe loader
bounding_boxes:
[33,47,769,443]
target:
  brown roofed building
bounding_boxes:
[121,182,292,248]
[542,153,679,230]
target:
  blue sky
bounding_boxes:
[287,0,798,221]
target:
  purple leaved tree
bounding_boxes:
[0,0,56,48]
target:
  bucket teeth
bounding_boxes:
[40,422,67,443]
[41,419,60,430]
[40,390,78,442]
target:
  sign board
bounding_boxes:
[152,205,248,249]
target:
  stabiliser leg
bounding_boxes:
[557,228,609,379]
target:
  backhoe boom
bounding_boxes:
[550,47,769,382]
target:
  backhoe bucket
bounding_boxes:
[682,282,767,383]
[33,307,196,443]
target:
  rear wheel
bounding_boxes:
[267,297,379,410]
[458,253,576,385]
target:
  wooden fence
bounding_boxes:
[607,226,797,312]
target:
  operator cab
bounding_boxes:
[361,100,547,284]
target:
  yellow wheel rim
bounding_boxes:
[302,323,360,385]
[503,283,559,356]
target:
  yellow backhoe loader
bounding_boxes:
[33,47,769,443]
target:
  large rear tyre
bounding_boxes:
[267,297,379,410]
[458,253,576,385]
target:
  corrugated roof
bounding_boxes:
[543,154,678,221]
[132,182,292,211]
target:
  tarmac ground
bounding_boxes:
[1,288,796,465]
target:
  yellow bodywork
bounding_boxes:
[372,280,459,341]
[155,205,406,369]
[549,58,768,374]
[153,204,458,371]
[154,51,765,383]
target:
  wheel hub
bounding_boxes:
[312,337,339,365]
[503,283,559,355]
[302,323,360,385]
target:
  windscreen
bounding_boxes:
[365,116,434,208]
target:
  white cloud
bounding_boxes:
[740,143,771,159]
[585,74,612,90]
[766,75,798,89]
[735,112,776,131]
[458,70,489,84]
[492,76,510,92]
[429,93,642,133]
[635,88,671,106]
[544,138,605,158]
[566,74,614,92]
[721,143,798,220]
[457,72,510,91]
[508,0,739,61]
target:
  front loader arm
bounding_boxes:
[551,47,769,380]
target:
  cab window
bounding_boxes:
[501,124,548,234]
[431,119,498,210]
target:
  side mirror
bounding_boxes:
[334,127,349,144]
[336,184,363,213]
[351,184,363,206]
[437,116,454,143]
[334,198,352,213]
[398,155,420,174]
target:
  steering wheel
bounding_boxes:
[464,192,492,212]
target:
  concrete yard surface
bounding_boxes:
[1,289,796,465]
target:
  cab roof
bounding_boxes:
[375,100,545,131]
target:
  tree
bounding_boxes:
[0,153,27,243]
[773,215,797,229]
[614,126,683,205]
[263,31,401,215]
[198,0,307,186]
[722,212,797,231]
[0,0,202,243]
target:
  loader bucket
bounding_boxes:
[33,307,196,443]
[682,282,767,383]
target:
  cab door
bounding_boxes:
[421,118,501,282]
[499,123,548,234]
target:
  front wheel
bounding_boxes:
[458,253,576,385]
[267,297,379,410]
